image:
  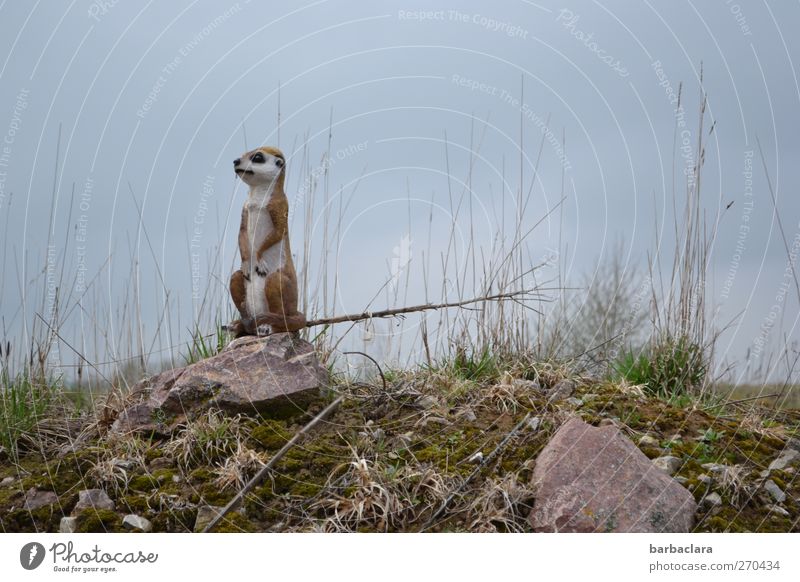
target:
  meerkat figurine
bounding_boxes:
[227,146,306,337]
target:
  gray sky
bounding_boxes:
[0,1,798,381]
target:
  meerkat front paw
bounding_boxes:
[241,259,253,280]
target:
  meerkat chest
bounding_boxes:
[244,202,287,275]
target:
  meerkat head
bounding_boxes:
[233,146,286,189]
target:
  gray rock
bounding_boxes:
[417,395,439,410]
[674,476,688,485]
[547,379,576,403]
[459,408,477,422]
[194,505,224,532]
[122,514,153,532]
[697,474,712,485]
[785,437,800,452]
[652,456,682,476]
[0,476,14,487]
[564,397,584,408]
[638,435,660,448]
[766,504,790,517]
[701,462,730,474]
[23,488,59,511]
[73,489,115,513]
[112,334,327,434]
[59,517,77,533]
[763,480,786,503]
[529,418,696,532]
[527,416,542,431]
[702,492,722,509]
[768,449,800,472]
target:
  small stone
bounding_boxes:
[701,462,729,474]
[599,418,618,427]
[527,416,542,431]
[148,457,174,471]
[59,517,77,533]
[172,475,182,483]
[674,476,688,485]
[766,504,790,517]
[23,488,59,511]
[564,397,584,408]
[668,434,682,445]
[372,428,385,441]
[698,474,712,485]
[468,451,484,464]
[768,449,800,472]
[652,456,682,476]
[1,476,14,487]
[73,489,115,513]
[581,393,599,402]
[638,435,660,448]
[417,395,439,410]
[122,514,153,532]
[763,480,786,503]
[194,505,224,532]
[459,408,477,422]
[548,379,576,403]
[785,438,800,452]
[702,492,722,509]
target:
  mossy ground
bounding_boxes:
[1,363,798,533]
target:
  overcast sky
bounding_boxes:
[0,1,798,381]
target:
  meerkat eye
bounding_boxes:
[275,157,284,168]
[251,152,265,163]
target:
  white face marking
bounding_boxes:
[234,150,284,187]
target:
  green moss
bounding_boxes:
[212,511,256,533]
[75,509,121,533]
[250,420,291,450]
[128,474,157,492]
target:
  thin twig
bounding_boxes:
[421,412,532,531]
[202,395,344,533]
[305,289,542,328]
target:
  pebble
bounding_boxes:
[0,476,14,487]
[702,492,722,509]
[122,514,153,532]
[697,474,712,485]
[59,517,77,533]
[652,456,682,476]
[766,504,790,517]
[763,480,786,503]
[638,435,660,448]
[768,449,799,472]
[527,417,542,431]
[73,489,115,512]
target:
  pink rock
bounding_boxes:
[529,417,697,532]
[112,333,327,434]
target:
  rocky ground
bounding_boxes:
[1,334,798,533]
